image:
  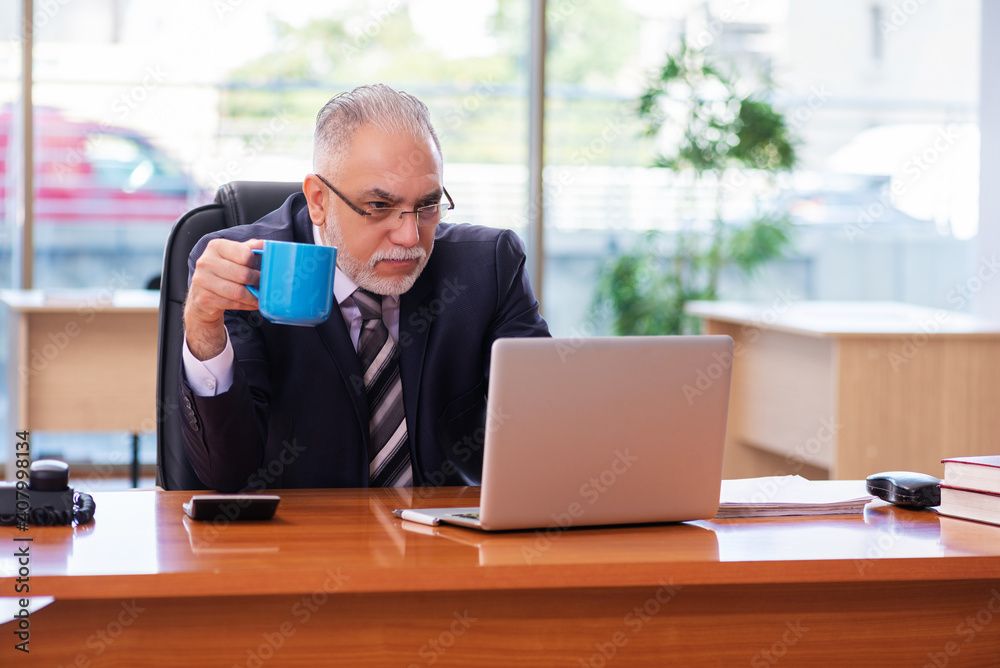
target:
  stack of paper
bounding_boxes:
[716,475,874,519]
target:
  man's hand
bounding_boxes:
[184,238,264,360]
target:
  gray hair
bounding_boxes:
[313,84,442,176]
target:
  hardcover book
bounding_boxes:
[937,484,1000,527]
[941,455,1000,495]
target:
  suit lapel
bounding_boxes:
[291,205,371,481]
[399,267,434,475]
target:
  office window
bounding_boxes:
[542,0,980,335]
[0,0,530,474]
[0,0,983,476]
[0,2,17,466]
[871,4,885,63]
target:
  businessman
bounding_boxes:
[181,84,549,492]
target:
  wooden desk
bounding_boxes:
[3,487,1000,666]
[1,290,160,478]
[687,300,1000,480]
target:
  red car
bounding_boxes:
[0,106,199,225]
[0,106,204,287]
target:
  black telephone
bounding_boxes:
[0,459,96,526]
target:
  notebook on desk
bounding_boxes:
[394,335,734,531]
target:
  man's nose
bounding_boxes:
[387,212,420,246]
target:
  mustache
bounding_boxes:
[368,246,427,267]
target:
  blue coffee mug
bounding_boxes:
[247,240,337,326]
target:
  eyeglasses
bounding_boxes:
[314,173,454,227]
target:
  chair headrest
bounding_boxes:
[215,181,302,228]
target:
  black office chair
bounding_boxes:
[155,180,302,490]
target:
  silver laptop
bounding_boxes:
[394,335,733,531]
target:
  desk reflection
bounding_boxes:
[400,520,720,566]
[939,515,1000,556]
[181,515,281,555]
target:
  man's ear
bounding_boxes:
[303,174,328,226]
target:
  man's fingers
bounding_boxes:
[184,238,269,359]
[187,238,265,321]
[197,239,261,287]
[187,276,255,312]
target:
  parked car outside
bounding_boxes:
[0,105,205,288]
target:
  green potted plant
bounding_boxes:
[595,40,798,335]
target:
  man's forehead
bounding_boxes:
[343,125,439,162]
[338,130,442,189]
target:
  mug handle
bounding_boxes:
[246,248,264,298]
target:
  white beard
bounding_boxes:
[322,219,431,296]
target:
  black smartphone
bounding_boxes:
[182,494,280,521]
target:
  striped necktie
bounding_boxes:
[353,289,412,487]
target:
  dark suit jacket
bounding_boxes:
[180,193,550,492]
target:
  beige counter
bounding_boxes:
[1,289,160,473]
[686,300,1000,479]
